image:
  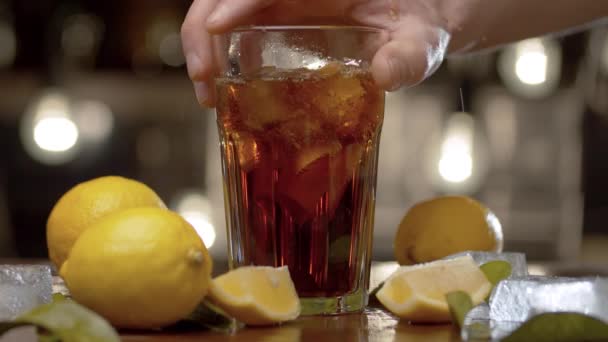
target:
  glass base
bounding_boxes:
[300,289,368,315]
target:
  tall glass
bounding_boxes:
[213,26,385,315]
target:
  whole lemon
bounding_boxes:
[394,196,503,265]
[47,176,166,270]
[60,207,213,329]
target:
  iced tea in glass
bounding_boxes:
[213,26,385,314]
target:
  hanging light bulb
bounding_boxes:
[498,38,561,98]
[437,113,474,183]
[427,111,489,194]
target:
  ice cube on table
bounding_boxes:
[462,303,521,341]
[444,251,528,277]
[489,276,608,323]
[0,265,52,321]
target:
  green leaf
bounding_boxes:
[39,334,63,342]
[0,322,30,335]
[52,293,68,302]
[464,322,491,340]
[446,291,473,328]
[15,299,120,342]
[179,300,238,333]
[328,235,351,264]
[502,312,608,342]
[480,260,512,287]
[480,260,512,301]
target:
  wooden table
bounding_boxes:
[1,307,460,342]
[2,260,463,341]
[121,262,461,341]
[121,308,460,342]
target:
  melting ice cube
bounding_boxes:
[444,251,528,277]
[0,265,52,320]
[489,276,608,323]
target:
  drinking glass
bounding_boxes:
[213,26,385,315]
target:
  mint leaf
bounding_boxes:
[15,299,120,342]
[0,322,29,335]
[480,260,511,300]
[503,312,608,342]
[480,260,512,286]
[446,291,473,328]
[38,334,63,342]
[328,235,351,264]
[180,300,237,332]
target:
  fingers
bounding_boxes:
[371,26,450,90]
[206,0,276,33]
[181,0,219,106]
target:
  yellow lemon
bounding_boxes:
[47,175,166,270]
[376,256,491,322]
[60,207,212,329]
[394,196,503,265]
[208,266,300,326]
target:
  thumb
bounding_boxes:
[371,27,450,90]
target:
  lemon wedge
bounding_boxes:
[208,266,300,326]
[376,256,491,323]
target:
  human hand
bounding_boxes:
[181,0,481,106]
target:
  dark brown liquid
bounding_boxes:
[216,64,384,297]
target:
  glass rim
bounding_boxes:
[231,25,384,34]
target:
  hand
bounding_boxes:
[181,0,481,106]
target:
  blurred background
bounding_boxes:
[0,1,606,270]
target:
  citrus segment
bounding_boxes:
[208,266,300,326]
[376,256,491,323]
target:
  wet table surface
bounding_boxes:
[0,260,461,342]
[120,308,461,342]
[2,308,461,342]
[121,261,461,341]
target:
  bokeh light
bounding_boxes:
[515,50,548,85]
[33,117,78,152]
[498,38,562,98]
[20,91,80,165]
[0,21,16,68]
[437,113,474,184]
[158,33,184,67]
[73,100,114,143]
[61,13,103,61]
[173,191,216,248]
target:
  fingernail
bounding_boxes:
[186,53,203,79]
[388,81,402,91]
[207,4,227,26]
[386,58,402,91]
[194,81,209,105]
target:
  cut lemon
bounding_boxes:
[376,256,491,323]
[208,266,300,326]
